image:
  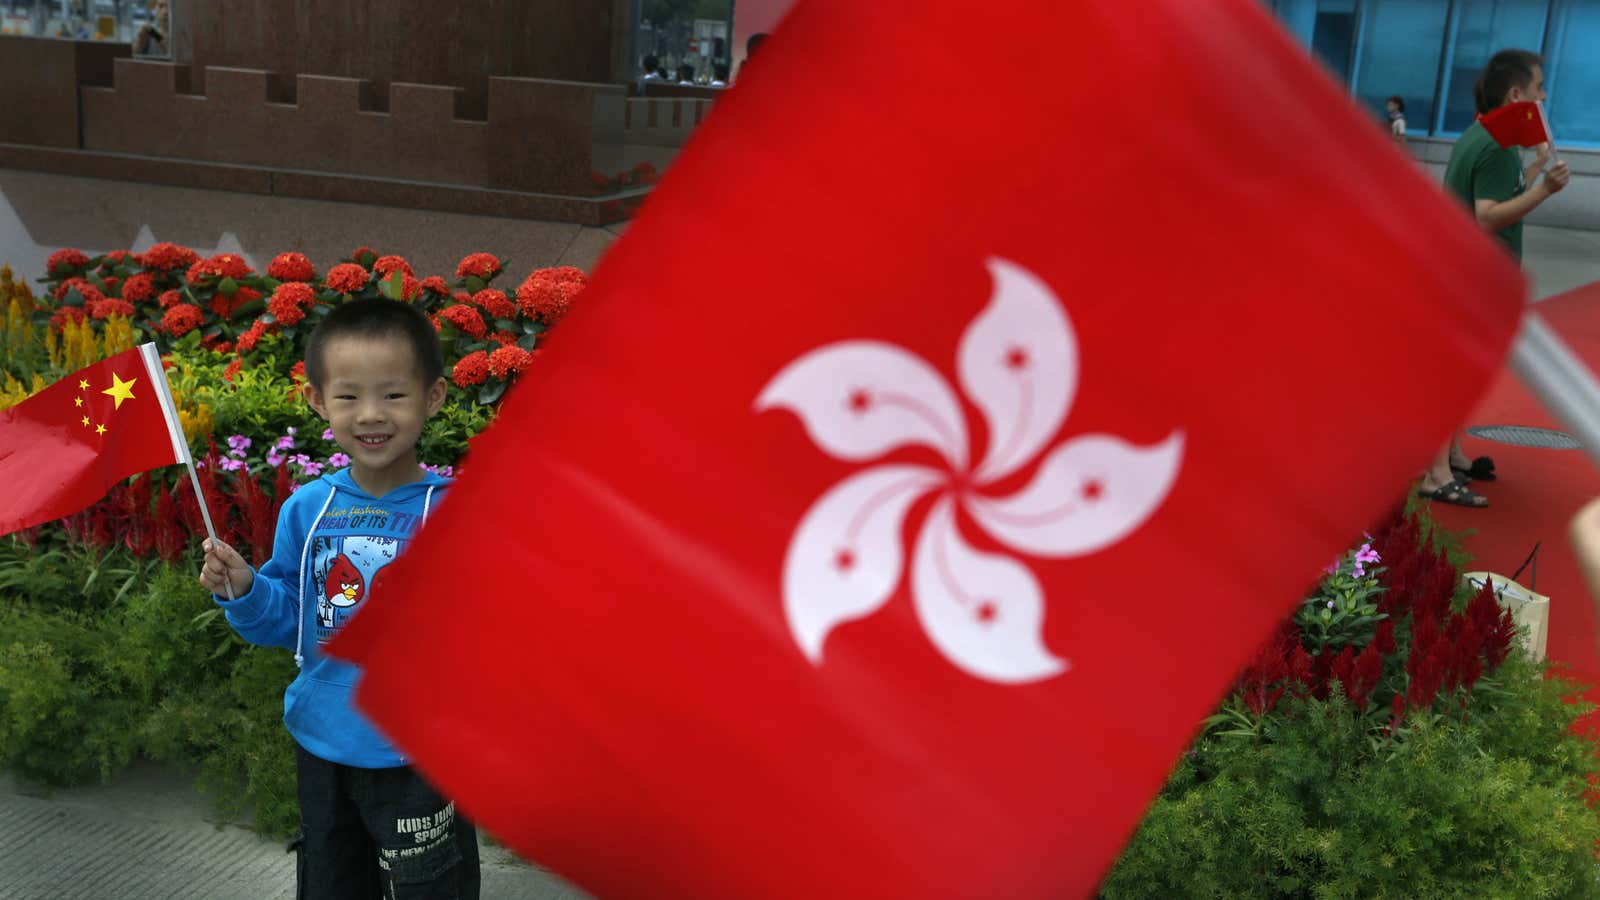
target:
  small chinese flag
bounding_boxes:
[1479,100,1551,148]
[0,344,189,536]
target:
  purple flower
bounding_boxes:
[274,435,296,451]
[219,457,247,472]
[1323,559,1341,576]
[266,449,286,467]
[226,434,251,452]
[1354,543,1380,565]
[327,452,351,468]
[1352,563,1366,579]
[290,453,325,476]
[322,428,335,441]
[1327,600,1335,610]
[289,483,301,493]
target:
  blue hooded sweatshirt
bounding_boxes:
[214,468,449,768]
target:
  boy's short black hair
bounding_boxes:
[1386,95,1404,112]
[304,298,444,389]
[642,53,659,71]
[1474,49,1542,115]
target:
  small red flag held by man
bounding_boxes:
[328,0,1526,896]
[1479,100,1551,148]
[0,344,189,536]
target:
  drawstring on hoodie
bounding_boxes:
[293,482,439,668]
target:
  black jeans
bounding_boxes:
[294,742,481,900]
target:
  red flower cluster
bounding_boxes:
[373,255,413,278]
[515,267,587,324]
[101,250,136,269]
[326,263,369,294]
[157,289,184,309]
[89,298,137,319]
[161,303,206,337]
[268,282,317,327]
[398,273,422,302]
[290,360,306,382]
[237,319,280,352]
[439,304,488,340]
[223,358,243,381]
[1329,641,1384,710]
[268,252,316,282]
[456,253,502,279]
[187,253,252,285]
[121,272,157,304]
[451,351,490,387]
[490,330,519,348]
[420,276,451,296]
[49,306,89,331]
[55,278,105,305]
[47,248,89,275]
[631,161,659,184]
[349,245,378,264]
[488,345,532,379]
[470,288,516,320]
[1238,626,1312,716]
[141,242,200,272]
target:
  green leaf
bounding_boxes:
[63,287,86,307]
[465,275,486,294]
[87,273,109,292]
[358,250,377,268]
[379,271,403,300]
[478,381,508,405]
[494,318,518,332]
[516,332,539,351]
[202,325,222,339]
[260,313,278,326]
[217,277,239,297]
[231,296,266,321]
[114,265,136,279]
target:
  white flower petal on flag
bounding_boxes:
[961,258,1077,484]
[783,465,944,662]
[967,432,1184,558]
[757,341,969,469]
[910,497,1067,683]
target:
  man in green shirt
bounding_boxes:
[1422,48,1569,507]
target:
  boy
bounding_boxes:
[199,298,479,899]
[1418,48,1570,509]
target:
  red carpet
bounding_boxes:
[1429,280,1600,724]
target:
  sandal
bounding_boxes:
[1450,456,1496,482]
[1418,477,1488,508]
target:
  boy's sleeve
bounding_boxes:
[214,495,307,651]
[1474,147,1524,203]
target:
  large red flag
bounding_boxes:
[1479,100,1551,148]
[327,0,1526,895]
[0,344,188,536]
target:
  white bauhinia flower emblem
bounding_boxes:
[756,258,1185,684]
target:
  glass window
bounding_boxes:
[1265,1,1359,83]
[1438,0,1549,134]
[1546,0,1600,144]
[1354,0,1452,130]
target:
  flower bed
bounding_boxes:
[0,246,587,835]
[1101,507,1600,897]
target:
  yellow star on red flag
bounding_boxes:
[101,373,137,410]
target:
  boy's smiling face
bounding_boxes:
[305,334,447,497]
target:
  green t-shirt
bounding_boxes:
[1442,120,1526,260]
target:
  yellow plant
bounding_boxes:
[61,318,100,371]
[1,297,28,359]
[0,371,27,411]
[46,324,61,370]
[102,314,136,357]
[178,402,215,444]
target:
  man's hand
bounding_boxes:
[200,538,254,599]
[1541,160,1571,196]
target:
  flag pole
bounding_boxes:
[1536,100,1559,164]
[137,342,235,601]
[1508,312,1600,469]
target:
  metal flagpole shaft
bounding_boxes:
[138,342,235,601]
[1508,311,1600,469]
[1536,100,1559,164]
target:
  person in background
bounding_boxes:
[677,63,697,84]
[1417,49,1570,509]
[710,62,729,87]
[134,0,168,57]
[1386,95,1406,146]
[738,32,769,81]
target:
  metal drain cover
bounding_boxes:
[1466,425,1582,449]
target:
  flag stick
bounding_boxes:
[1536,100,1559,164]
[1508,312,1600,469]
[137,342,235,601]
